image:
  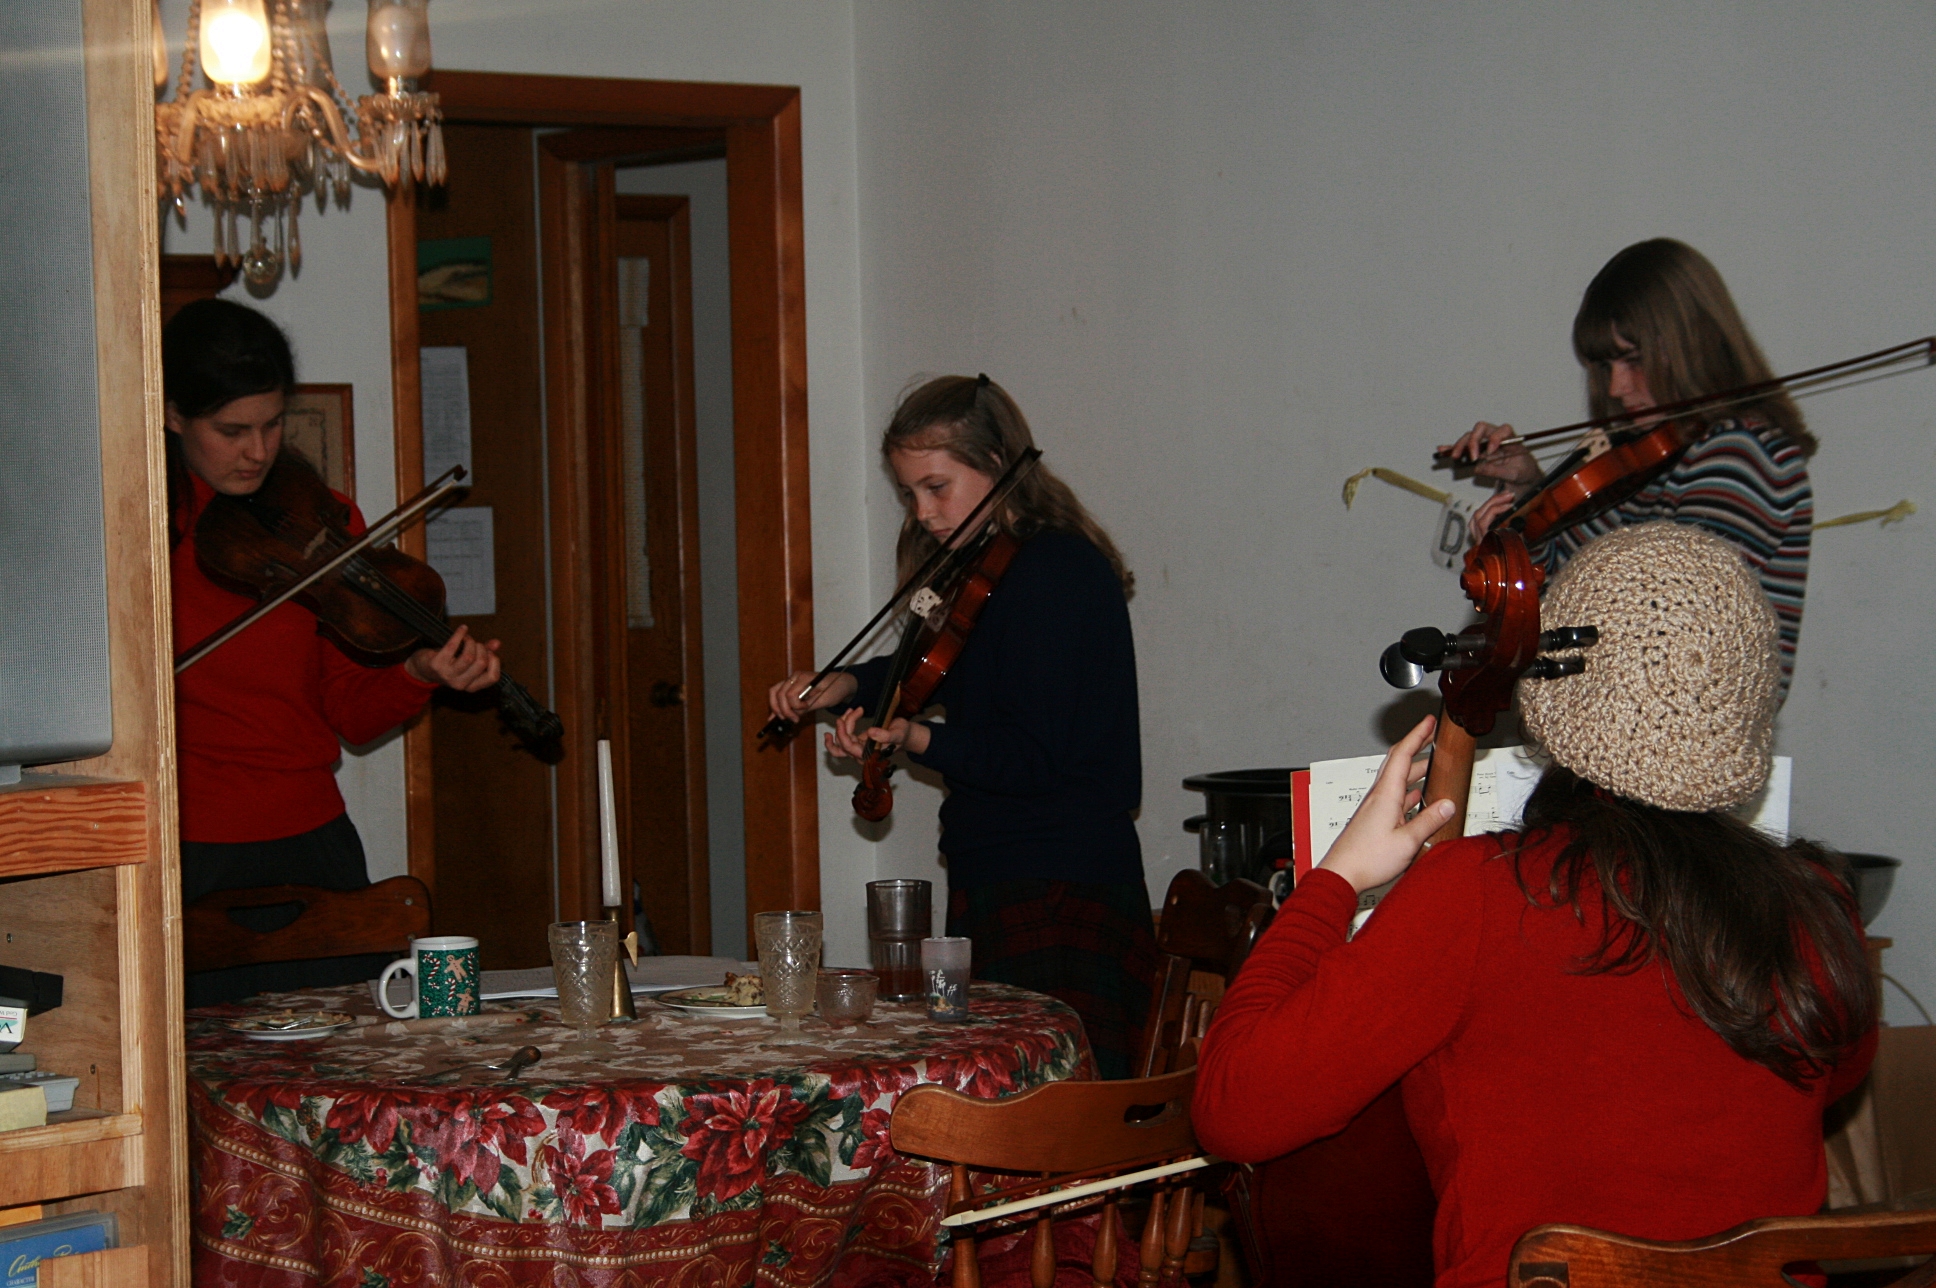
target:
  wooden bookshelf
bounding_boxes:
[0,0,184,1285]
[0,779,148,880]
[0,1114,143,1208]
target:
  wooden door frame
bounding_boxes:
[387,71,818,938]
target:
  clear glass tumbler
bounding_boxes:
[921,935,972,1021]
[816,968,879,1028]
[754,910,823,1043]
[548,919,617,1053]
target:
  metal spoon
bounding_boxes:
[501,1046,541,1082]
[424,1045,543,1083]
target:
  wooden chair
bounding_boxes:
[891,1068,1206,1288]
[1135,869,1273,1078]
[1113,872,1273,1283]
[1509,1208,1936,1286]
[183,876,432,974]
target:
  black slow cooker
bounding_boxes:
[1182,768,1294,888]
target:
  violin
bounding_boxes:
[1438,335,1936,544]
[851,527,1020,821]
[184,450,566,757]
[1499,417,1700,545]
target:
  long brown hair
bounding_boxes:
[883,375,1133,593]
[1572,239,1815,456]
[1514,766,1874,1087]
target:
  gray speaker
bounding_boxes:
[0,0,115,782]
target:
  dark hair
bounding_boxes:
[883,375,1133,593]
[161,299,296,540]
[1572,239,1815,457]
[1513,766,1874,1087]
[163,298,296,417]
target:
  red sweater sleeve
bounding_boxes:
[319,645,435,746]
[1194,843,1493,1163]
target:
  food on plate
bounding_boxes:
[723,972,764,1006]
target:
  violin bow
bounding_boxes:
[759,447,1044,742]
[1434,335,1936,468]
[174,466,469,674]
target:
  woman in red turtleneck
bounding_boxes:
[167,299,501,1006]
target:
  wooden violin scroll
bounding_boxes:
[1442,530,1544,735]
[853,749,896,822]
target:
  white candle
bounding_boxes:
[596,739,622,909]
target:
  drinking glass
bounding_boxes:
[816,968,879,1027]
[921,936,972,1021]
[866,880,930,1001]
[754,910,822,1042]
[548,920,617,1053]
[1199,818,1238,885]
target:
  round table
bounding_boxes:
[187,982,1092,1288]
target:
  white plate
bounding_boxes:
[654,987,767,1020]
[227,1010,354,1041]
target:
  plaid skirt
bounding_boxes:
[947,879,1158,1080]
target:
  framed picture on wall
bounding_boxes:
[283,384,355,497]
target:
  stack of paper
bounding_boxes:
[1292,746,1792,930]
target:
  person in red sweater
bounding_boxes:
[167,299,501,1006]
[1194,522,1877,1288]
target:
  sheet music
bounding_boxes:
[1303,745,1792,930]
[420,346,473,480]
[424,506,496,617]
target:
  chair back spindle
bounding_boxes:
[892,1069,1202,1288]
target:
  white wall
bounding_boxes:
[851,2,1936,1018]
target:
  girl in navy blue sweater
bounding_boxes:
[768,376,1153,1076]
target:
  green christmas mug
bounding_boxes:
[378,936,481,1018]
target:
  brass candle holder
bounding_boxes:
[605,906,639,1022]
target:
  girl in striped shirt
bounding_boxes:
[1445,239,1813,697]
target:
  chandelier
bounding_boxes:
[153,0,447,287]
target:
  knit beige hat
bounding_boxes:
[1518,522,1779,812]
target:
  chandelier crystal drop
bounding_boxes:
[155,0,446,287]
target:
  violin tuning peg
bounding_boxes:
[1527,654,1588,681]
[1398,627,1450,669]
[1537,625,1599,652]
[1381,642,1427,691]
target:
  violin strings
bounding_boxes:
[254,506,457,649]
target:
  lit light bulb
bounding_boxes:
[366,0,431,83]
[199,0,271,87]
[151,0,169,89]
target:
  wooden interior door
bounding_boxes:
[608,193,710,954]
[415,123,557,968]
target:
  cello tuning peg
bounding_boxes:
[1537,625,1599,651]
[1526,654,1588,681]
[1381,641,1427,691]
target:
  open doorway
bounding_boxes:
[610,166,747,958]
[384,74,818,967]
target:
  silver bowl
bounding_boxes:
[1844,854,1901,928]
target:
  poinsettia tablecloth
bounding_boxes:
[188,983,1092,1288]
